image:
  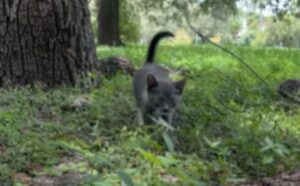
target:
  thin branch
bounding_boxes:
[215,68,247,91]
[183,11,268,87]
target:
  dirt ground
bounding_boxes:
[242,171,300,186]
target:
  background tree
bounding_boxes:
[131,0,300,42]
[253,0,300,18]
[97,0,122,46]
[0,0,97,87]
[135,0,237,24]
[92,0,299,46]
[119,1,140,43]
[251,16,300,47]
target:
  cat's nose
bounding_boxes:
[162,107,170,113]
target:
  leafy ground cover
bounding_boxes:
[0,45,299,185]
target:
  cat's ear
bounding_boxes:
[174,78,186,95]
[147,74,158,91]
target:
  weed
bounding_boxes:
[0,45,299,185]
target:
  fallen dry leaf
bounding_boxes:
[13,173,32,185]
[159,171,180,184]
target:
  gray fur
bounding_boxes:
[133,32,186,125]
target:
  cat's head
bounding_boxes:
[146,74,186,120]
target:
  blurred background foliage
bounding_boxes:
[91,0,300,47]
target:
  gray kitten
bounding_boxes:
[133,31,186,126]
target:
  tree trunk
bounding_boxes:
[0,0,98,87]
[97,0,122,46]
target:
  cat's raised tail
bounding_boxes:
[146,31,174,63]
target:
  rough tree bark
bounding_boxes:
[0,0,98,87]
[97,0,122,46]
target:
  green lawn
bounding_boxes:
[0,45,299,185]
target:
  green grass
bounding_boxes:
[1,45,300,185]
